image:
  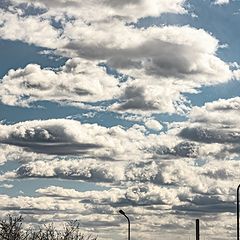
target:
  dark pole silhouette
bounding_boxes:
[237,184,240,240]
[119,209,130,240]
[196,219,200,240]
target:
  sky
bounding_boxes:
[0,0,240,239]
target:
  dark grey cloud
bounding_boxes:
[179,127,240,144]
[150,141,199,158]
[1,141,101,155]
[115,86,158,111]
[174,202,235,214]
[203,169,235,180]
[0,123,102,155]
[173,141,199,157]
[103,0,142,7]
[65,39,199,79]
[0,0,11,11]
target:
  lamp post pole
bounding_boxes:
[119,209,130,240]
[237,184,240,240]
[196,219,200,240]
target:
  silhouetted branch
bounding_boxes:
[0,215,97,240]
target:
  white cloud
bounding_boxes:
[144,119,163,131]
[0,8,233,114]
[0,128,238,239]
[15,159,125,183]
[0,183,14,188]
[61,20,232,114]
[62,22,231,85]
[2,117,237,164]
[0,119,172,161]
[3,117,229,164]
[37,184,180,206]
[0,10,66,48]
[233,68,240,79]
[214,0,230,5]
[190,97,240,126]
[177,97,240,160]
[0,144,50,165]
[0,58,121,107]
[10,0,187,22]
[4,155,239,202]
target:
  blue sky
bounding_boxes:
[0,0,240,239]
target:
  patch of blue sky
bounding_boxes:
[68,109,175,131]
[185,80,240,106]
[98,63,130,83]
[0,0,11,11]
[0,96,189,130]
[0,101,86,123]
[194,158,208,167]
[0,178,110,197]
[0,0,47,16]
[0,99,141,129]
[18,3,47,17]
[0,160,20,173]
[68,110,135,128]
[153,113,188,122]
[0,39,67,78]
[50,14,76,30]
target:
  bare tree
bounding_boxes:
[0,215,97,240]
[0,215,27,240]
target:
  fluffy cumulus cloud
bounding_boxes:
[174,97,240,163]
[1,117,239,168]
[0,118,226,161]
[0,118,238,193]
[0,58,122,107]
[144,119,163,131]
[15,159,125,183]
[9,0,187,22]
[0,22,233,113]
[8,157,238,192]
[179,98,240,145]
[36,184,179,206]
[63,22,229,83]
[0,0,234,114]
[0,10,66,48]
[0,119,159,160]
[62,22,232,113]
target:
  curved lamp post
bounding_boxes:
[237,184,240,240]
[119,209,130,240]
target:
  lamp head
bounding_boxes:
[119,209,125,215]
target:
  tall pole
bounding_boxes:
[237,184,240,240]
[119,209,130,240]
[196,219,200,240]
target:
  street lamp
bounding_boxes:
[196,219,200,240]
[237,184,240,240]
[119,209,130,240]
